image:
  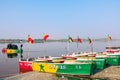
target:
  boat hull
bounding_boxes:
[76,58,106,70]
[19,61,33,73]
[2,48,23,54]
[32,62,93,75]
[107,54,120,65]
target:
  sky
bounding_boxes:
[0,0,120,39]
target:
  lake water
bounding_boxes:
[0,41,120,79]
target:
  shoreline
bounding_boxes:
[1,66,120,80]
[2,72,68,80]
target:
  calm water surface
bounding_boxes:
[0,41,120,79]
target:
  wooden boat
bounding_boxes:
[105,46,120,65]
[19,58,35,73]
[19,55,94,75]
[106,53,120,65]
[61,52,96,59]
[61,52,106,70]
[61,53,77,59]
[34,56,52,62]
[106,46,120,53]
[32,61,94,75]
[76,58,106,70]
[2,43,23,54]
[19,56,64,73]
[51,57,64,63]
[95,52,120,66]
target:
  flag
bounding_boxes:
[77,37,82,43]
[27,35,34,44]
[88,37,92,44]
[68,35,73,43]
[43,33,49,42]
[108,34,112,41]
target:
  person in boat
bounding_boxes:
[7,43,18,49]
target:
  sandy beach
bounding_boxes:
[1,66,120,80]
[91,66,120,80]
[3,72,68,80]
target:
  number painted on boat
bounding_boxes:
[96,62,101,65]
[76,65,82,69]
[57,65,66,69]
[49,65,57,69]
[60,65,66,69]
[113,59,117,62]
[27,63,32,66]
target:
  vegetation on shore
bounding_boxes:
[0,38,120,43]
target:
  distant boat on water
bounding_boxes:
[2,43,23,58]
[106,46,120,53]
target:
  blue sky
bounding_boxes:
[0,0,120,39]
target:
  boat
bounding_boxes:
[105,46,120,65]
[32,60,94,75]
[50,57,64,63]
[106,53,120,65]
[19,46,120,75]
[76,58,106,70]
[61,52,106,70]
[2,43,23,54]
[95,52,120,66]
[34,56,52,62]
[19,56,64,73]
[19,58,35,73]
[106,46,120,53]
[19,55,94,75]
[61,52,96,59]
[61,52,78,59]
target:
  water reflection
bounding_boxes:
[7,53,18,58]
[2,43,23,58]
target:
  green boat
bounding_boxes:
[5,49,23,54]
[76,58,106,70]
[95,53,120,66]
[32,61,94,75]
[2,43,23,54]
[106,53,120,65]
[94,58,106,69]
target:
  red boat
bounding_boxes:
[19,56,66,73]
[19,58,34,73]
[106,46,120,53]
[19,56,52,73]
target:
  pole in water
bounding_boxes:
[20,44,23,58]
[19,40,23,58]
